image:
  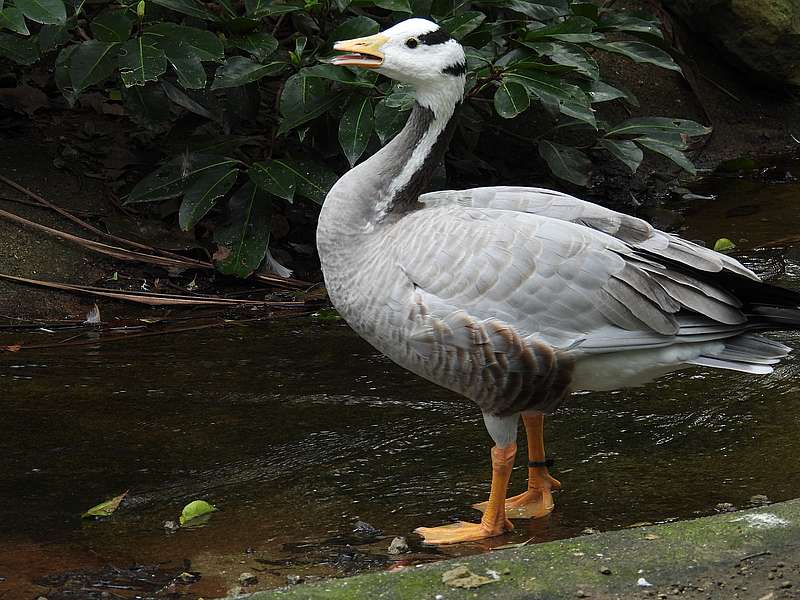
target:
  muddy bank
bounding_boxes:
[233,499,800,600]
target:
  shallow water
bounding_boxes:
[2,167,800,598]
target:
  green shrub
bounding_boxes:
[0,0,709,278]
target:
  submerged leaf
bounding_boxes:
[714,238,736,253]
[82,491,128,518]
[180,499,217,525]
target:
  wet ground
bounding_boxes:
[2,165,800,599]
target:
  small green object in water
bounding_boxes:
[714,238,736,253]
[82,490,128,518]
[180,500,217,525]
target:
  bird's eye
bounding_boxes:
[405,38,418,49]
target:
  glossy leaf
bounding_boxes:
[16,0,65,24]
[374,98,409,144]
[583,79,639,106]
[597,13,663,39]
[597,139,642,173]
[302,64,374,87]
[91,9,134,42]
[249,160,297,201]
[440,11,485,40]
[605,117,711,139]
[506,0,569,20]
[591,40,681,72]
[245,0,300,17]
[373,0,411,12]
[179,500,217,525]
[38,24,69,51]
[145,23,224,89]
[122,83,171,126]
[161,80,213,118]
[339,95,374,167]
[505,69,595,128]
[126,155,238,203]
[119,38,167,87]
[525,16,600,43]
[278,73,340,134]
[538,139,590,186]
[329,16,379,42]
[179,163,239,230]
[279,158,337,204]
[82,491,128,518]
[522,40,599,79]
[635,137,696,175]
[211,56,285,89]
[0,7,29,35]
[0,32,38,63]
[230,32,278,62]
[713,238,735,253]
[150,0,216,20]
[214,182,273,278]
[69,40,119,93]
[494,79,529,118]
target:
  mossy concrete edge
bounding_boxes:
[233,499,800,599]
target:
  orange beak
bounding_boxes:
[332,33,388,69]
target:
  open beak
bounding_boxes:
[332,33,388,69]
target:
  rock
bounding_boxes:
[287,574,302,585]
[750,494,771,506]
[715,502,736,512]
[581,527,601,535]
[163,520,180,534]
[662,0,800,86]
[238,572,258,586]
[353,520,382,537]
[176,572,198,583]
[781,581,793,589]
[387,536,410,555]
[441,565,495,589]
[600,566,612,575]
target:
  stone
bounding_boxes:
[287,574,302,585]
[388,536,410,555]
[600,566,612,575]
[662,0,800,86]
[238,572,258,586]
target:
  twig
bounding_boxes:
[739,550,771,562]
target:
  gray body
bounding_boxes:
[317,101,793,446]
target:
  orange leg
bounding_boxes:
[414,443,516,545]
[474,414,560,519]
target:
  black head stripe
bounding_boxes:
[418,27,451,45]
[442,62,466,76]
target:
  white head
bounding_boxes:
[332,18,466,111]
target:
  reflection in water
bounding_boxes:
[1,173,800,597]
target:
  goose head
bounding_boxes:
[332,18,466,88]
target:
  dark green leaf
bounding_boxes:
[338,96,374,167]
[582,79,639,106]
[569,2,598,19]
[538,139,590,186]
[383,82,415,109]
[214,182,273,278]
[505,0,569,20]
[597,139,642,173]
[161,80,213,118]
[122,83,171,126]
[521,40,599,79]
[0,7,29,35]
[374,98,409,144]
[38,24,68,51]
[0,32,38,63]
[605,117,711,139]
[127,155,238,203]
[494,79,529,118]
[440,11,485,40]
[230,32,278,62]
[279,158,337,204]
[635,137,696,175]
[278,72,338,134]
[150,0,216,20]
[597,13,663,39]
[90,9,133,43]
[373,0,411,11]
[249,160,296,201]
[69,40,119,92]
[301,64,374,87]
[145,23,224,89]
[54,44,76,101]
[525,16,600,42]
[505,69,595,128]
[179,163,239,230]
[119,38,167,87]
[15,0,65,24]
[244,0,300,17]
[591,40,680,72]
[329,16,379,43]
[211,56,285,89]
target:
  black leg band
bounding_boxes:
[528,458,554,468]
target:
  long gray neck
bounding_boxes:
[317,78,463,248]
